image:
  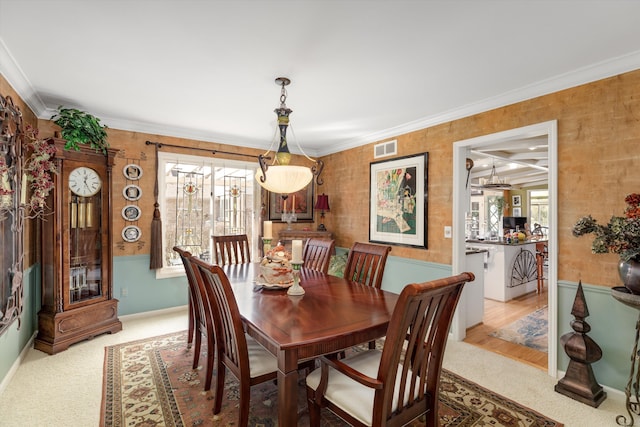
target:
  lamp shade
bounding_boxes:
[315,193,330,211]
[255,165,313,194]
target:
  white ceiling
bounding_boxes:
[2,0,640,159]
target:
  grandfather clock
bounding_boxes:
[35,138,121,354]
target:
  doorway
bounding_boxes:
[451,120,558,376]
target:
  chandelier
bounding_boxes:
[255,77,324,194]
[479,162,512,190]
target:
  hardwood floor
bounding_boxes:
[464,288,548,371]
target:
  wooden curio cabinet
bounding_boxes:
[35,138,121,354]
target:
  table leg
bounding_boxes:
[277,363,299,426]
[617,312,640,426]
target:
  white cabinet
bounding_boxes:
[469,241,539,302]
[463,251,485,328]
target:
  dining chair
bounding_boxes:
[536,241,548,293]
[190,257,278,427]
[212,234,251,265]
[344,242,392,289]
[306,272,474,427]
[303,238,335,274]
[173,246,216,391]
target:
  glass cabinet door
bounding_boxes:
[67,186,103,305]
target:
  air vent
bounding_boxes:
[373,139,397,159]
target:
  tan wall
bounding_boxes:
[319,70,640,288]
[36,121,288,257]
[8,69,640,288]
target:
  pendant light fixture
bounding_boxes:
[255,77,324,194]
[479,161,511,190]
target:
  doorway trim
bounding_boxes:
[451,120,558,376]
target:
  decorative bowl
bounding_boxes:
[259,257,293,285]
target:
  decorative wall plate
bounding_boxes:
[122,205,141,221]
[123,184,142,201]
[123,164,143,180]
[122,225,141,242]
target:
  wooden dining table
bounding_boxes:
[221,262,399,427]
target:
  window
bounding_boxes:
[156,152,259,278]
[528,190,549,229]
[486,193,504,238]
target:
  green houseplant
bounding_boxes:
[51,106,109,154]
[573,193,640,293]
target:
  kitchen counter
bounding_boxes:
[467,240,541,302]
[463,250,485,328]
[466,238,547,246]
[465,248,488,255]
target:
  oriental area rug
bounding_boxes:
[100,331,562,427]
[489,306,548,353]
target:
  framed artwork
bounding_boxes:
[267,183,314,222]
[123,164,143,180]
[123,184,142,201]
[122,205,141,221]
[513,207,522,216]
[121,225,142,242]
[369,152,428,248]
[512,195,521,207]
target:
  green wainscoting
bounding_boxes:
[0,264,39,391]
[2,255,635,395]
[380,255,453,293]
[557,280,636,392]
[113,255,188,316]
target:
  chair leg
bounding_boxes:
[238,382,251,427]
[536,253,544,293]
[306,387,322,427]
[187,301,194,349]
[213,359,226,414]
[203,338,215,391]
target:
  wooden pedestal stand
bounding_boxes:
[555,281,607,407]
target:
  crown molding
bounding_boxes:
[0,38,48,116]
[315,49,640,157]
[2,34,639,159]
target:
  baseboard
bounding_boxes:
[0,330,37,396]
[118,304,188,322]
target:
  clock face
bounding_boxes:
[69,167,102,197]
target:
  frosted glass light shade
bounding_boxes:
[255,165,313,194]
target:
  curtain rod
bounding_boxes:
[145,141,269,160]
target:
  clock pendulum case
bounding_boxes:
[35,138,122,354]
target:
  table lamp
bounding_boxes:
[315,193,330,231]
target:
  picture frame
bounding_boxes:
[121,225,142,242]
[123,184,142,201]
[122,205,141,221]
[267,183,314,222]
[369,152,428,248]
[512,195,521,207]
[513,207,522,217]
[123,164,143,180]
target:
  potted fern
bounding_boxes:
[51,106,109,154]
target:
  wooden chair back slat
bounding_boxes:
[212,234,251,265]
[344,242,392,288]
[303,238,335,274]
